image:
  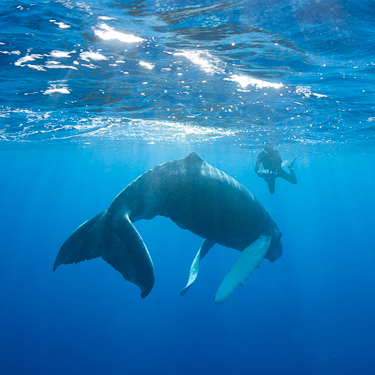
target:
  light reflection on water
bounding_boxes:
[0,0,374,148]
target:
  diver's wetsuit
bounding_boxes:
[255,149,297,194]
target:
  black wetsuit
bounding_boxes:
[255,150,297,194]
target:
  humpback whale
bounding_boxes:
[54,152,282,304]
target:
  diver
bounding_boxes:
[255,146,298,194]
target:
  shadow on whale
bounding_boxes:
[53,152,283,304]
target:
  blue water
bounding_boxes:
[1,1,375,374]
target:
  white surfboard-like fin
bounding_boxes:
[214,236,271,304]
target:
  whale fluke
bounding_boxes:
[54,209,155,298]
[53,210,106,270]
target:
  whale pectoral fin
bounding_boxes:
[101,214,155,299]
[180,239,216,296]
[214,236,271,304]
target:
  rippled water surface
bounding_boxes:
[1,0,375,147]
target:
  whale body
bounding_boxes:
[54,152,282,304]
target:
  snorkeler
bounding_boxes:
[255,146,298,194]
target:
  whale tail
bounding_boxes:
[53,210,155,298]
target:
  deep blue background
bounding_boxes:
[1,144,374,375]
[1,0,375,373]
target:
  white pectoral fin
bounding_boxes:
[214,236,271,304]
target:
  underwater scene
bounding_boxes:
[1,1,375,374]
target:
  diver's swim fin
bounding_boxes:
[288,156,298,169]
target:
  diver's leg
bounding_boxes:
[267,177,276,194]
[278,168,297,184]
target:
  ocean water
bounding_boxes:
[1,1,375,374]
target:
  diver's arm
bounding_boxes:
[255,159,262,176]
[255,159,261,173]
